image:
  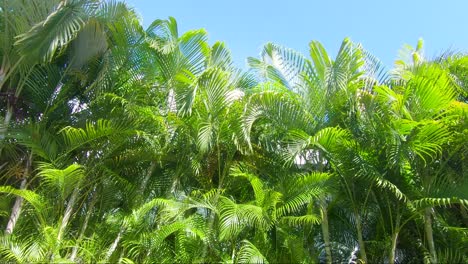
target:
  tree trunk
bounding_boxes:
[389,231,399,264]
[355,212,368,263]
[70,190,97,261]
[5,178,26,234]
[57,187,80,241]
[320,203,332,264]
[139,162,156,193]
[424,207,437,264]
[389,212,401,264]
[0,105,13,140]
[231,238,237,263]
[105,226,125,261]
[5,153,31,234]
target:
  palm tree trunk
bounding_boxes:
[105,226,125,261]
[389,211,401,264]
[57,187,80,241]
[0,105,13,140]
[389,231,399,264]
[231,238,237,263]
[424,207,437,264]
[5,178,26,234]
[140,162,156,193]
[320,203,332,264]
[103,163,155,261]
[70,190,97,261]
[5,152,32,234]
[201,139,225,261]
[354,212,368,263]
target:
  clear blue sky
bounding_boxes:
[125,0,467,69]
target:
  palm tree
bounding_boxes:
[1,2,467,263]
[246,38,375,263]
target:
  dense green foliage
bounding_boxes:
[0,1,467,263]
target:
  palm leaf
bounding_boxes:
[15,0,97,62]
[236,240,269,264]
[37,163,84,199]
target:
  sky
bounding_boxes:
[125,0,468,69]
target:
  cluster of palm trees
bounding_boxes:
[0,1,466,263]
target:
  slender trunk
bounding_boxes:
[5,178,26,234]
[0,105,13,140]
[167,88,177,112]
[201,207,215,261]
[140,162,156,193]
[320,203,332,264]
[102,163,155,261]
[389,211,401,264]
[424,207,437,264]
[105,226,125,261]
[354,212,368,263]
[389,231,399,264]
[57,187,80,241]
[70,190,97,261]
[5,153,32,234]
[201,139,224,261]
[231,238,237,263]
[273,225,277,261]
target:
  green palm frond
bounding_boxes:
[361,49,389,89]
[393,39,425,79]
[277,172,329,216]
[0,235,47,263]
[230,166,266,206]
[218,196,269,240]
[0,186,46,218]
[281,214,321,227]
[218,196,247,240]
[60,119,135,154]
[95,0,133,23]
[125,215,206,262]
[37,163,84,199]
[285,127,349,164]
[248,42,309,91]
[341,148,408,201]
[187,68,240,152]
[146,17,179,53]
[413,197,468,208]
[15,0,96,62]
[209,42,234,70]
[236,239,269,264]
[8,124,61,161]
[179,29,210,75]
[147,16,210,87]
[309,37,364,96]
[21,64,63,112]
[309,41,332,82]
[70,18,108,69]
[409,121,450,163]
[242,86,316,149]
[130,198,183,225]
[405,65,457,120]
[437,247,467,264]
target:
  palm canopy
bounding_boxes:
[0,1,467,263]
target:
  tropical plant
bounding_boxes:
[0,1,467,263]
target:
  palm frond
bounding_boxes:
[15,0,97,62]
[0,186,46,217]
[60,119,135,154]
[236,240,269,264]
[37,163,84,199]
